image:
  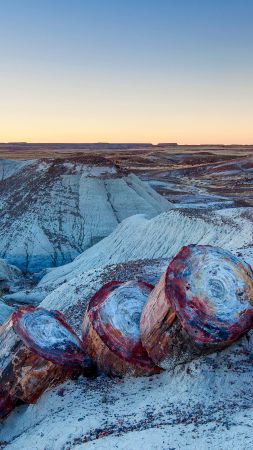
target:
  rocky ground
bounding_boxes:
[1,144,253,449]
[1,143,252,208]
[1,325,253,450]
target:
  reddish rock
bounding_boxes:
[0,391,13,419]
[0,307,94,418]
[140,271,176,366]
[82,281,161,376]
[141,245,253,369]
[12,307,93,370]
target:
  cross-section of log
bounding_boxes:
[0,307,94,418]
[82,281,161,376]
[141,245,253,370]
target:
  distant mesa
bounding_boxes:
[6,142,28,145]
[156,143,178,147]
[0,142,153,149]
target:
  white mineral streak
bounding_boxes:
[181,247,252,323]
[99,281,151,342]
[18,310,78,351]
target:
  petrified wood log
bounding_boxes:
[82,281,161,377]
[141,245,253,370]
[0,391,13,419]
[0,307,94,418]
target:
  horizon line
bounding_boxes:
[1,142,253,147]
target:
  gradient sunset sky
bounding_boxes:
[1,0,253,144]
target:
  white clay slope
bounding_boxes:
[7,206,251,307]
[1,207,253,449]
[0,159,34,181]
[2,303,253,450]
[0,157,171,273]
[0,258,26,324]
[0,258,23,286]
[35,207,253,299]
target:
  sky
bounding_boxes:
[0,0,253,144]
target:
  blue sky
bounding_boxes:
[0,0,253,143]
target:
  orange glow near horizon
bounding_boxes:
[1,2,253,146]
[1,119,253,145]
[1,86,253,145]
[1,71,253,145]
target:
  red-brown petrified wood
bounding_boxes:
[0,391,13,419]
[140,245,253,370]
[0,306,94,418]
[82,280,161,377]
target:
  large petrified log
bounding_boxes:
[0,306,94,418]
[0,391,13,419]
[141,245,253,370]
[82,280,161,377]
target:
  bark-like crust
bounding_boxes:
[0,307,94,418]
[141,245,253,369]
[82,281,161,376]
